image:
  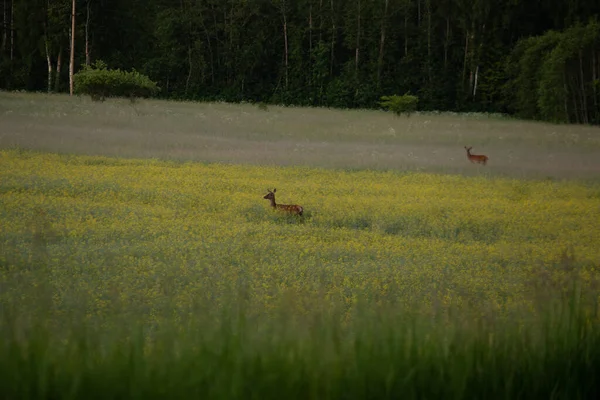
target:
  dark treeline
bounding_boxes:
[1,0,600,124]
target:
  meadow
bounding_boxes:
[1,92,600,398]
[2,91,600,179]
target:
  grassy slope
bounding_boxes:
[1,91,600,179]
[1,92,600,398]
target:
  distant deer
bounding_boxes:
[263,189,304,216]
[464,146,489,165]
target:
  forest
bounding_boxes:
[1,0,600,124]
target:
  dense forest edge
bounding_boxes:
[1,0,600,125]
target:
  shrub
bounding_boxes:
[73,60,160,102]
[379,93,419,116]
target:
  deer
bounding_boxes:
[263,189,304,216]
[464,146,489,165]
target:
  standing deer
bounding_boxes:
[263,189,304,216]
[464,146,489,165]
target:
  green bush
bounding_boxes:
[379,93,419,116]
[74,60,160,102]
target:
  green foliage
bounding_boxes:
[379,93,419,116]
[1,298,599,399]
[504,32,561,120]
[537,39,571,123]
[4,0,600,124]
[326,77,355,109]
[506,19,600,124]
[74,60,160,102]
[538,20,600,124]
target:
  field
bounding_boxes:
[2,91,600,179]
[1,92,600,398]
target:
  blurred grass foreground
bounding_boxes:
[1,149,600,399]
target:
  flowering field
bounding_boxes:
[1,148,599,398]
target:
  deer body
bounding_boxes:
[263,189,303,216]
[464,146,489,165]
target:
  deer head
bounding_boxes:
[263,188,276,201]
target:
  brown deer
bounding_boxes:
[464,146,489,165]
[263,189,304,216]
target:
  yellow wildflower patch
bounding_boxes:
[1,149,599,325]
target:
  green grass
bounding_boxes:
[1,289,599,399]
[2,91,600,179]
[1,91,600,398]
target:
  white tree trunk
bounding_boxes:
[69,0,76,95]
[473,65,479,96]
[10,0,14,60]
[355,0,360,74]
[329,0,335,77]
[283,1,288,89]
[185,47,192,94]
[55,47,62,92]
[45,38,53,92]
[462,31,469,86]
[444,17,450,70]
[85,0,91,65]
[377,0,389,86]
[318,0,323,43]
[309,3,312,86]
[404,14,408,56]
[2,0,6,52]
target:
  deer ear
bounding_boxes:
[273,188,276,193]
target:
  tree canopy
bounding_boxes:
[1,0,599,124]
